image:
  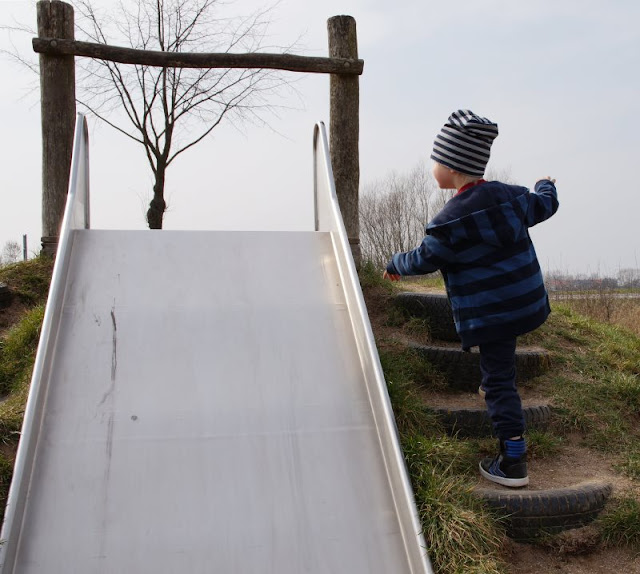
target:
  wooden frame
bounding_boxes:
[35,2,361,265]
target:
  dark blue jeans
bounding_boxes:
[479,338,525,440]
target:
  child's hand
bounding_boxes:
[383,270,401,281]
[537,176,556,184]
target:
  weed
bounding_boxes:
[402,317,433,343]
[385,377,440,437]
[359,260,393,292]
[0,258,53,306]
[536,525,601,555]
[0,386,29,444]
[616,450,640,481]
[379,343,446,392]
[599,496,640,549]
[404,434,480,477]
[384,305,408,328]
[403,434,507,574]
[0,453,14,523]
[526,430,563,459]
[402,274,446,291]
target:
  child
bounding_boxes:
[384,110,559,487]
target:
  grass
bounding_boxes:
[618,450,640,480]
[524,305,640,460]
[0,258,53,306]
[0,454,14,517]
[403,434,506,574]
[0,306,45,397]
[0,258,52,521]
[550,291,640,337]
[382,367,508,572]
[374,302,509,571]
[523,429,564,459]
[359,260,445,293]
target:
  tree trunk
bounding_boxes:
[147,166,167,229]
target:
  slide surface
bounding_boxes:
[6,229,420,573]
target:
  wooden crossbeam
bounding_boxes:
[32,38,364,75]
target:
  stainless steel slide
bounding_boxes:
[0,116,433,573]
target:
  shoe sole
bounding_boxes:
[479,462,529,488]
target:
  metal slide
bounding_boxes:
[0,115,433,573]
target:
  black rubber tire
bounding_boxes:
[475,482,613,541]
[410,344,551,392]
[394,292,458,342]
[0,283,11,310]
[429,404,551,438]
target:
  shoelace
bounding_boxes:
[489,455,506,477]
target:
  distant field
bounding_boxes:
[550,291,640,336]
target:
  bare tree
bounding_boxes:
[73,0,291,228]
[359,163,438,269]
[0,241,22,266]
[618,268,640,288]
[360,164,518,269]
[429,187,455,215]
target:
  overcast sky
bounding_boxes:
[1,0,639,275]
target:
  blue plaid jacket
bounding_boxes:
[387,180,559,348]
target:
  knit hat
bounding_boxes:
[430,110,499,177]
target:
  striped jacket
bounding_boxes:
[387,180,559,348]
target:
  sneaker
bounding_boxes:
[479,438,529,487]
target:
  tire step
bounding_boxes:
[394,292,458,342]
[428,404,551,438]
[0,283,11,310]
[474,481,613,541]
[410,343,551,392]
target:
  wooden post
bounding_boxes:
[327,16,361,268]
[37,0,76,257]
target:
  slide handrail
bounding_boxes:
[0,114,90,571]
[313,123,433,574]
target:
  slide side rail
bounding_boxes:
[0,114,90,571]
[313,123,432,574]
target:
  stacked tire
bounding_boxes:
[393,290,612,540]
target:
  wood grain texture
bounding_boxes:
[328,16,361,267]
[37,0,76,252]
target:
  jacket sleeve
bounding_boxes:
[527,180,559,227]
[386,234,453,276]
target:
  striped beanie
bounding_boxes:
[430,110,499,177]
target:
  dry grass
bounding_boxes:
[550,293,640,337]
[608,300,640,336]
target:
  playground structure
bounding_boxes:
[33,0,363,261]
[0,3,434,571]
